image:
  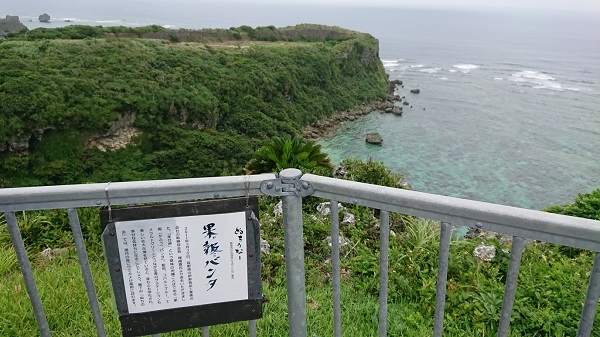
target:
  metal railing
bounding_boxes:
[1,169,599,336]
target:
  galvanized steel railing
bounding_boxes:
[1,169,599,337]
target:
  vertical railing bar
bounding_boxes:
[248,320,257,337]
[282,189,308,337]
[330,200,342,337]
[202,326,209,337]
[378,210,390,337]
[577,252,600,337]
[4,211,51,337]
[433,221,452,337]
[67,208,107,337]
[497,236,525,337]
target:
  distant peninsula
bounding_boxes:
[0,24,390,187]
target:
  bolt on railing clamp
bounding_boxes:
[260,168,314,197]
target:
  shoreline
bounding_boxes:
[302,79,404,141]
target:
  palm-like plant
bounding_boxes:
[245,136,332,174]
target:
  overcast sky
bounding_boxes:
[6,0,600,14]
[4,0,600,21]
[239,0,600,12]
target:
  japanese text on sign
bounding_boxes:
[115,212,248,313]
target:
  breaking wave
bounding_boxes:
[510,70,580,91]
[452,64,480,73]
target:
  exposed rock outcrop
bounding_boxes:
[365,132,383,144]
[273,200,283,217]
[0,15,27,37]
[324,234,350,250]
[333,165,348,178]
[473,243,496,262]
[341,213,355,227]
[39,13,51,23]
[410,88,420,94]
[2,127,54,156]
[260,239,271,255]
[302,77,404,140]
[86,114,140,151]
[317,202,345,215]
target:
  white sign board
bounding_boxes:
[114,211,248,314]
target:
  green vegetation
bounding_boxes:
[544,188,600,221]
[4,24,364,43]
[1,23,599,336]
[0,24,388,187]
[244,136,331,174]
[1,160,599,336]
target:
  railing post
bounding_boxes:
[67,208,107,337]
[497,236,525,337]
[281,169,308,337]
[330,200,342,337]
[433,222,452,337]
[378,210,390,337]
[577,252,600,337]
[4,212,51,337]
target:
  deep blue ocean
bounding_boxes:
[4,2,600,210]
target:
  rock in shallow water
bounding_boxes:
[365,132,383,144]
[39,13,50,22]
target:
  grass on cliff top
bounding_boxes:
[0,200,598,336]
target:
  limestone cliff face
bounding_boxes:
[85,114,141,152]
[0,15,27,37]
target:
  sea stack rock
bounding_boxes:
[39,13,51,23]
[410,88,420,94]
[365,132,383,144]
[0,15,27,37]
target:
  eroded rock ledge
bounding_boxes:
[302,79,404,140]
[86,113,140,152]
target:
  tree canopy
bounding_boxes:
[0,24,388,187]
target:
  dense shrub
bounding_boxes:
[544,188,600,220]
[0,25,387,187]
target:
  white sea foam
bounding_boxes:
[509,70,578,91]
[410,64,425,68]
[58,17,85,22]
[420,68,441,74]
[452,64,480,73]
[448,69,458,73]
[494,77,503,81]
[382,59,403,68]
[439,77,449,81]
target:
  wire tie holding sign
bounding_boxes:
[105,182,113,222]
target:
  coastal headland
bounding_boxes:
[0,24,389,187]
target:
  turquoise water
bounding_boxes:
[318,10,600,210]
[6,3,600,209]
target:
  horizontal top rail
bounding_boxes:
[302,173,600,252]
[0,173,276,212]
[2,171,599,251]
